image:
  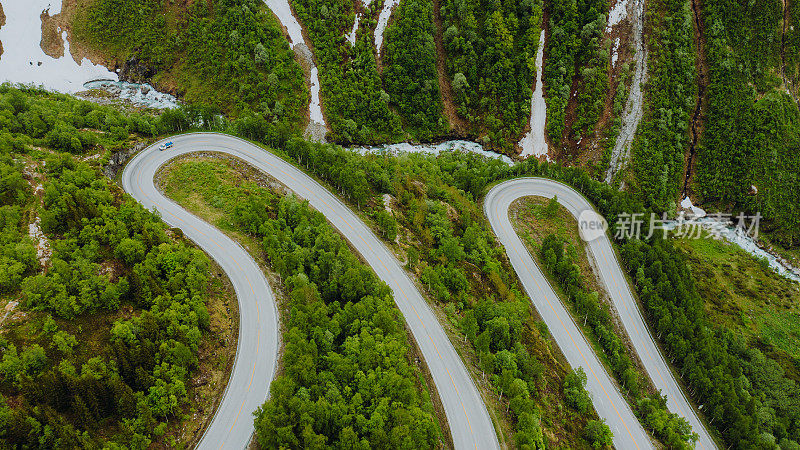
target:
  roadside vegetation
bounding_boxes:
[278,133,800,448]
[695,0,800,248]
[281,140,634,447]
[439,0,542,153]
[0,86,235,447]
[512,197,697,448]
[675,235,800,384]
[623,237,800,448]
[159,158,447,448]
[73,0,308,132]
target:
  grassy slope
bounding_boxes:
[676,236,800,378]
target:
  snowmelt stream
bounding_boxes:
[672,198,800,283]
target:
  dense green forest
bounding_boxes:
[543,0,609,145]
[695,0,800,246]
[73,0,308,131]
[273,130,800,448]
[627,0,695,211]
[382,0,448,140]
[439,0,542,152]
[282,140,611,447]
[0,87,225,446]
[159,159,445,448]
[290,0,404,143]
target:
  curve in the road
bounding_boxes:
[122,133,500,449]
[485,178,716,450]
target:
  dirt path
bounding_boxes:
[681,0,708,197]
[605,0,648,183]
[431,0,469,134]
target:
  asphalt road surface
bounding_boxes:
[122,133,499,449]
[485,178,716,450]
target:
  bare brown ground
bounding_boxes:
[42,0,113,66]
[40,10,65,59]
[0,3,5,58]
[555,0,637,169]
[681,0,709,199]
[431,0,469,135]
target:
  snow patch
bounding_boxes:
[309,67,324,124]
[680,196,706,218]
[375,0,400,58]
[518,30,549,159]
[605,0,647,183]
[263,0,305,48]
[262,0,326,128]
[611,37,620,67]
[382,193,393,213]
[606,0,630,32]
[347,14,361,45]
[0,1,118,92]
[0,1,178,108]
[27,215,51,268]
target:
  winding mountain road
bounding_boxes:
[485,178,716,450]
[122,133,500,449]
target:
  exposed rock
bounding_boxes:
[104,141,148,180]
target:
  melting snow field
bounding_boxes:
[346,14,361,45]
[375,0,400,57]
[263,0,325,128]
[0,1,178,108]
[263,0,305,48]
[518,30,549,159]
[611,37,620,67]
[606,0,630,32]
[604,0,647,183]
[0,0,117,92]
